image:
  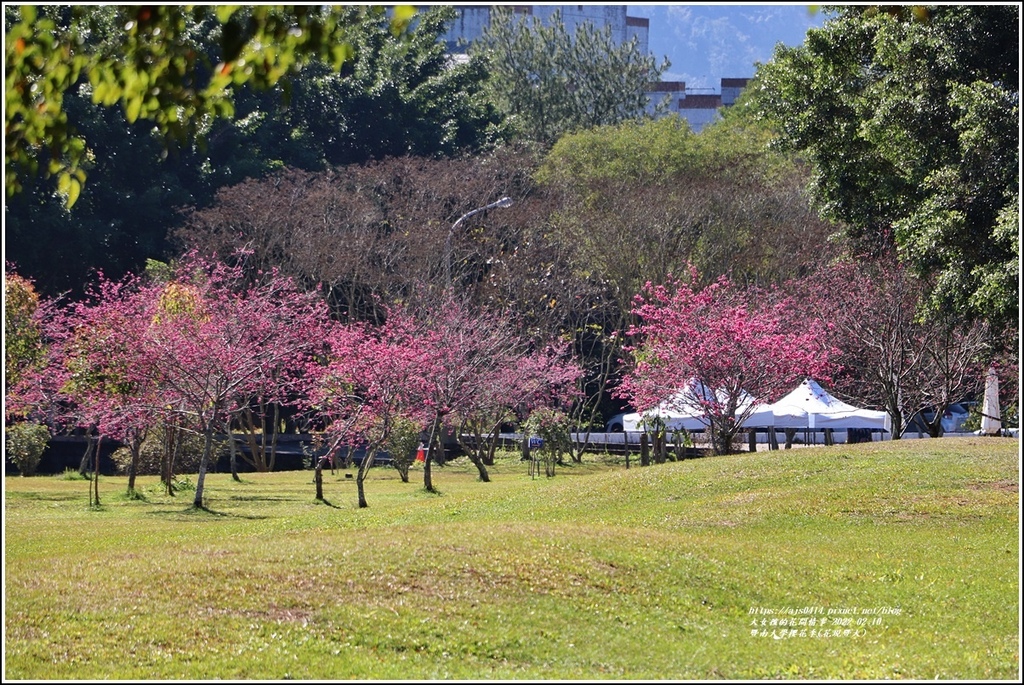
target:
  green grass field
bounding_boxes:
[4,438,1020,680]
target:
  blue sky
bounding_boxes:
[626,4,828,90]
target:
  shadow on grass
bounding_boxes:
[143,506,271,521]
[5,490,85,503]
[315,498,343,509]
[413,487,445,499]
[226,495,304,503]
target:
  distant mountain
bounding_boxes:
[627,4,828,90]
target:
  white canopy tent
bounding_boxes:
[621,379,775,432]
[768,378,887,431]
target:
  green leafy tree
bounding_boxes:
[383,415,422,484]
[532,115,836,435]
[201,5,503,176]
[5,6,503,300]
[4,92,214,298]
[752,5,1019,326]
[5,4,416,205]
[4,271,43,397]
[524,407,571,477]
[472,8,668,146]
[5,421,50,476]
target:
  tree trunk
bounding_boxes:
[394,459,410,483]
[268,403,280,471]
[655,431,667,463]
[229,437,241,481]
[454,421,477,467]
[713,424,734,456]
[193,424,214,509]
[356,446,377,508]
[127,430,143,494]
[639,432,650,466]
[241,407,268,471]
[315,434,346,500]
[162,425,173,496]
[423,414,441,493]
[225,419,241,482]
[314,455,327,500]
[923,407,945,438]
[474,425,487,467]
[468,452,491,482]
[748,428,757,453]
[784,428,796,449]
[889,408,903,440]
[166,423,183,496]
[79,431,95,478]
[92,436,102,506]
[485,424,500,466]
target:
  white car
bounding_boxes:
[605,413,628,432]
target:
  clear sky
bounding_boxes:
[626,3,829,90]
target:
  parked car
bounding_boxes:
[909,403,972,434]
[605,412,628,432]
[943,403,972,433]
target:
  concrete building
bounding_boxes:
[441,5,648,56]
[645,80,687,117]
[720,77,750,107]
[438,5,749,133]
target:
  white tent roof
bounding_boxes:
[622,407,707,432]
[768,378,887,430]
[735,391,776,428]
[622,379,775,431]
[622,379,710,431]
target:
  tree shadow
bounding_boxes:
[226,495,303,503]
[144,506,270,521]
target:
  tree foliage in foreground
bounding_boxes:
[4,5,501,301]
[4,4,415,205]
[752,4,1019,326]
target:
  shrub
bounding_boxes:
[385,416,422,483]
[5,421,50,476]
[525,407,572,476]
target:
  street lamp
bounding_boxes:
[445,196,513,286]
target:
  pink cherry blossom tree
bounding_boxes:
[452,341,582,473]
[620,268,833,455]
[309,310,430,508]
[59,275,162,496]
[10,272,161,502]
[143,254,331,508]
[13,255,330,506]
[408,292,567,491]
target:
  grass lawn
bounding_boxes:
[4,438,1020,680]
